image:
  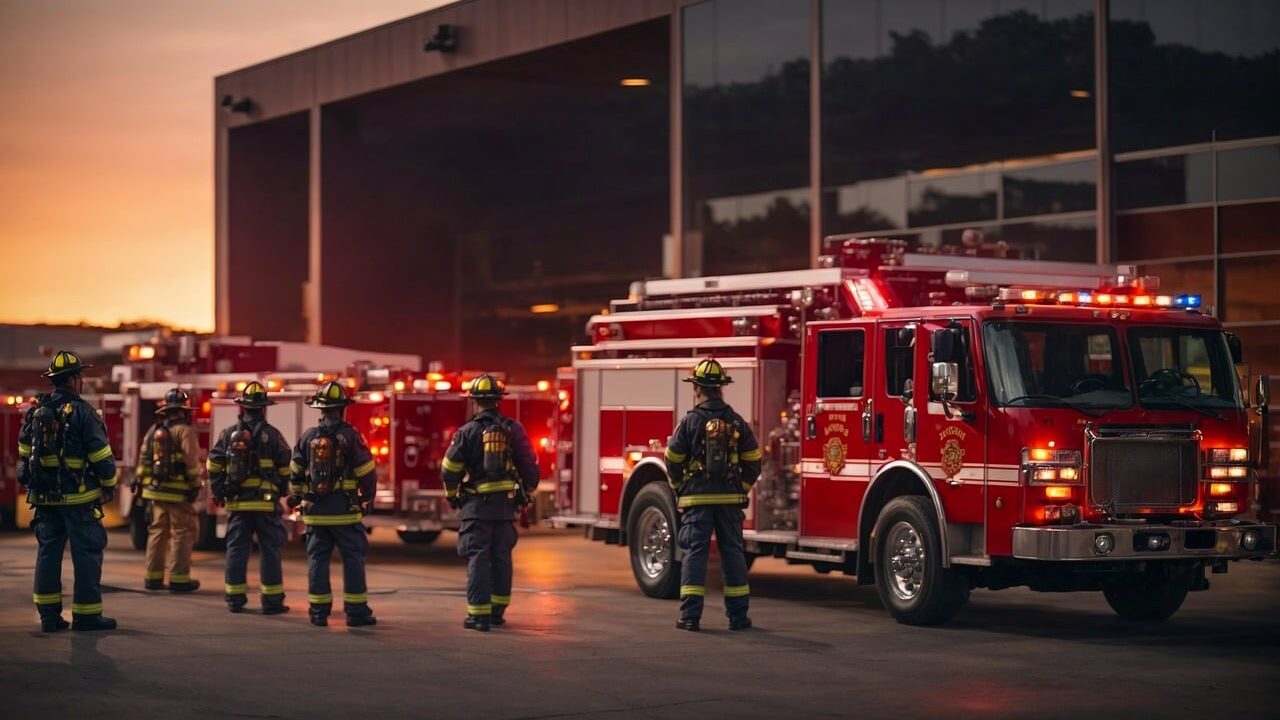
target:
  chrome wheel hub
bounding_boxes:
[637,507,672,579]
[886,521,926,601]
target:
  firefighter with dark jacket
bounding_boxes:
[440,374,539,632]
[18,350,118,632]
[136,387,203,592]
[664,358,762,632]
[207,381,293,614]
[289,381,377,627]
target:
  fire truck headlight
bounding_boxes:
[1242,530,1259,551]
[1093,533,1115,556]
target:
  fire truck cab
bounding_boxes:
[556,237,1275,625]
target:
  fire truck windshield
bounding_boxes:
[1128,327,1242,414]
[984,322,1132,412]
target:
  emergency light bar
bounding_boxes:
[996,287,1202,309]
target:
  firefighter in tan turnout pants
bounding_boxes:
[136,388,203,592]
[665,358,762,632]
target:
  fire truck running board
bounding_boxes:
[786,550,849,563]
[798,536,859,551]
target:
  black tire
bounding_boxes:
[872,495,970,625]
[129,502,150,550]
[397,530,442,545]
[193,511,221,551]
[1103,566,1192,621]
[627,483,681,599]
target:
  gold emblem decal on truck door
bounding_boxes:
[823,437,847,475]
[939,426,967,478]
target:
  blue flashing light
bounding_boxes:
[1076,291,1092,304]
[1174,293,1202,308]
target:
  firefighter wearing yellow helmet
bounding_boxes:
[440,374,540,631]
[18,351,118,632]
[288,381,377,627]
[206,381,293,614]
[136,387,204,593]
[665,358,762,631]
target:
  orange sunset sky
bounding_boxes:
[0,0,448,332]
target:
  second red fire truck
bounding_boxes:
[555,237,1275,625]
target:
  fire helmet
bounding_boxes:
[465,374,507,399]
[156,388,193,415]
[42,350,91,379]
[235,381,275,408]
[309,380,354,408]
[683,358,733,387]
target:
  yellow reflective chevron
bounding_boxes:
[441,456,465,473]
[491,594,511,606]
[470,479,517,495]
[261,584,284,596]
[258,459,276,469]
[206,460,225,473]
[87,445,113,463]
[100,473,118,488]
[740,447,762,462]
[32,487,102,506]
[302,513,362,526]
[308,593,333,605]
[677,492,747,508]
[665,448,687,463]
[467,603,492,616]
[354,460,376,478]
[225,583,249,595]
[679,585,705,597]
[33,592,62,605]
[18,442,32,457]
[225,499,276,512]
[144,570,164,581]
[342,592,367,604]
[724,584,750,598]
[71,602,103,615]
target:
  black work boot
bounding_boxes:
[490,611,506,627]
[72,614,117,632]
[729,616,753,631]
[226,595,247,614]
[170,579,201,593]
[676,617,701,632]
[346,614,377,627]
[40,615,70,633]
[310,612,329,627]
[464,615,491,632]
[144,580,165,591]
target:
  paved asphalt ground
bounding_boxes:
[0,525,1277,719]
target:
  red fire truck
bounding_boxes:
[555,237,1275,624]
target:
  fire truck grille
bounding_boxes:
[1090,437,1198,511]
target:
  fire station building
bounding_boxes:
[215,0,1280,381]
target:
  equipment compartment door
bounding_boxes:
[801,321,876,538]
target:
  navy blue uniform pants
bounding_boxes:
[305,524,372,618]
[678,505,750,621]
[225,512,286,608]
[33,504,108,619]
[457,519,517,617]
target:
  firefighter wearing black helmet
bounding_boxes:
[440,374,540,632]
[18,350,118,632]
[136,387,203,593]
[665,358,762,632]
[289,381,377,627]
[206,381,293,614]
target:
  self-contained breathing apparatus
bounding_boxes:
[306,427,360,512]
[683,414,744,504]
[224,420,276,502]
[22,398,68,503]
[479,417,530,509]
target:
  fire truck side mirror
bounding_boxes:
[1255,375,1269,414]
[1226,332,1243,364]
[931,363,959,400]
[931,327,962,364]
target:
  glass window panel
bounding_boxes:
[818,329,867,398]
[1002,159,1096,218]
[1135,260,1214,308]
[1114,153,1212,210]
[1223,254,1280,323]
[1217,144,1280,202]
[908,171,998,227]
[822,0,1094,233]
[1109,0,1280,151]
[685,0,810,275]
[1219,200,1280,254]
[996,214,1095,262]
[824,176,907,234]
[884,326,915,397]
[1115,206,1213,261]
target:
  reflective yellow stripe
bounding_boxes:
[289,461,303,475]
[308,593,333,605]
[342,592,367,604]
[491,594,511,606]
[679,585,705,597]
[277,466,292,477]
[170,573,190,583]
[441,456,465,473]
[144,570,164,581]
[32,488,102,506]
[665,448,686,463]
[261,584,284,596]
[64,457,86,469]
[33,592,62,605]
[71,602,103,615]
[186,469,201,479]
[225,583,249,595]
[18,442,32,457]
[240,477,266,488]
[353,460,376,477]
[740,481,753,493]
[677,493,747,508]
[740,447,762,462]
[292,482,311,494]
[97,473,117,488]
[39,455,59,467]
[445,486,459,498]
[225,500,277,512]
[724,584,750,598]
[141,489,187,503]
[87,445,113,463]
[302,513,362,526]
[467,603,492,616]
[471,480,517,494]
[339,479,359,491]
[258,459,275,469]
[206,460,225,472]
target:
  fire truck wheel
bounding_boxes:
[397,530,442,545]
[129,503,151,551]
[1102,565,1192,621]
[628,483,681,600]
[872,495,969,625]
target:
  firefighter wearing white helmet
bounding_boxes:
[289,381,378,627]
[137,387,204,593]
[19,350,119,632]
[207,381,293,614]
[664,358,762,632]
[440,374,540,632]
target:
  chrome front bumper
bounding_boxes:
[1011,521,1276,561]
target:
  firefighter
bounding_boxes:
[136,387,203,592]
[17,351,118,632]
[440,374,539,632]
[289,381,377,628]
[206,381,292,614]
[664,358,762,632]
